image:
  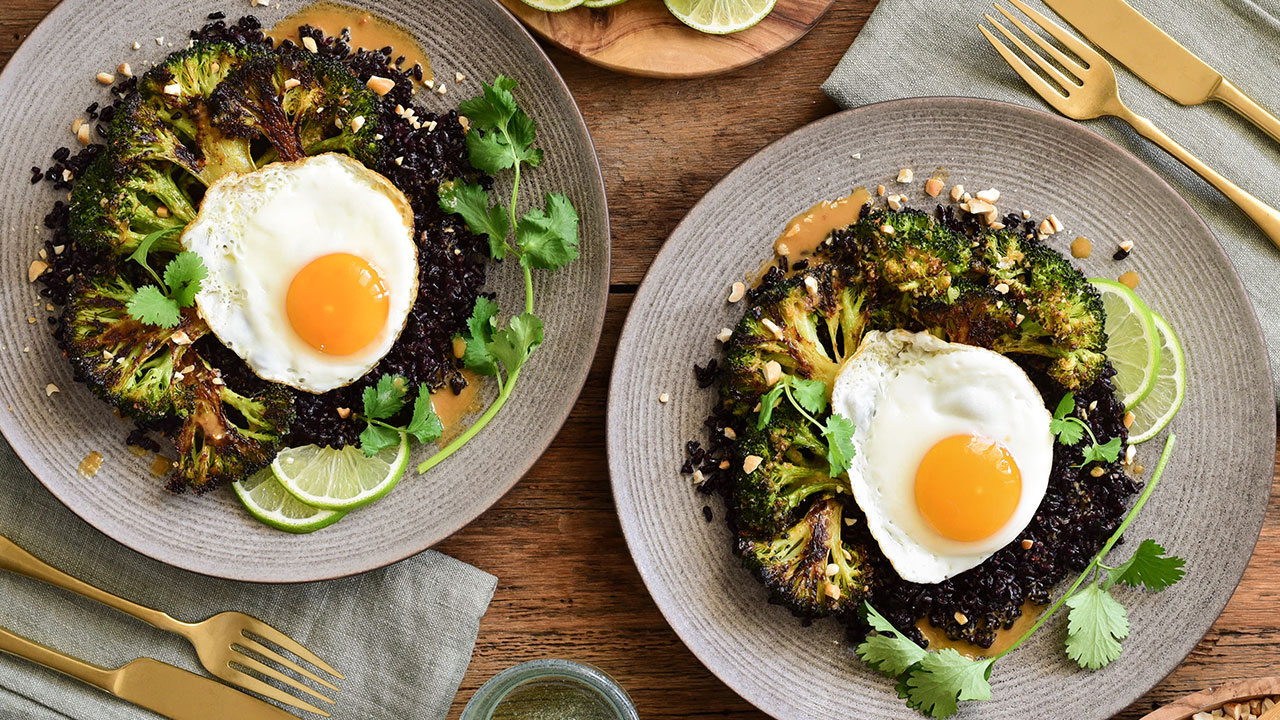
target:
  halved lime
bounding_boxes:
[1091,278,1160,409]
[272,436,409,511]
[232,468,346,533]
[664,0,777,34]
[518,0,584,11]
[584,0,629,6]
[1127,311,1186,444]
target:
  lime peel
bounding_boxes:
[272,435,410,511]
[232,469,346,534]
[1090,278,1160,410]
[1126,311,1186,444]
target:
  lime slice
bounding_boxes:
[518,0,584,11]
[272,436,410,511]
[1091,278,1160,409]
[1127,311,1186,444]
[664,0,777,34]
[232,468,346,533]
[584,0,629,6]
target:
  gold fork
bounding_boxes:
[980,0,1280,251]
[0,535,342,716]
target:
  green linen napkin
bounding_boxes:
[824,0,1280,396]
[0,441,496,719]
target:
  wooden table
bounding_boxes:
[4,1,1278,717]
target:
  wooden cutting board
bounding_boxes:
[497,0,837,79]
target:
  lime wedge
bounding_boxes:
[1127,311,1186,444]
[518,0,584,11]
[232,468,346,533]
[272,436,409,511]
[584,0,629,6]
[664,0,776,34]
[1091,278,1160,409]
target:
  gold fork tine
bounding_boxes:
[979,25,1069,108]
[223,665,333,717]
[984,13,1078,92]
[232,653,336,705]
[236,637,341,692]
[242,619,344,680]
[992,4,1087,75]
[1005,0,1104,65]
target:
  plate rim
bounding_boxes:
[607,95,1275,717]
[0,0,612,583]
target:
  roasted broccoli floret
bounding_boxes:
[131,42,264,182]
[169,363,294,494]
[733,407,846,538]
[836,207,971,301]
[70,154,197,257]
[59,273,208,420]
[722,264,870,415]
[210,49,381,164]
[740,496,873,618]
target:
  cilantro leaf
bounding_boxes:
[903,651,994,719]
[856,603,928,677]
[1064,583,1129,670]
[822,413,857,477]
[507,109,543,167]
[1106,539,1186,591]
[787,377,828,416]
[126,285,181,328]
[756,383,785,429]
[1050,393,1084,445]
[490,312,543,374]
[457,75,518,131]
[1081,436,1123,465]
[359,423,401,457]
[363,374,409,420]
[1053,392,1075,420]
[163,251,207,308]
[462,297,500,376]
[406,384,444,444]
[466,129,520,175]
[438,181,510,259]
[127,226,182,287]
[516,193,580,270]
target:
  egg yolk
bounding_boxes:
[914,435,1022,542]
[286,253,390,355]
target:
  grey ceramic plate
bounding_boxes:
[0,0,608,582]
[608,98,1274,719]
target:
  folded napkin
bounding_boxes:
[824,0,1280,398]
[0,441,496,719]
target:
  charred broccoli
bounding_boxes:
[70,154,197,257]
[210,49,381,164]
[733,406,847,538]
[169,362,293,494]
[59,273,208,420]
[722,264,870,415]
[740,496,873,618]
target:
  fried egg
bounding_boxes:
[831,330,1053,584]
[182,153,418,393]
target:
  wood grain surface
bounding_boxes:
[3,1,1278,718]
[497,0,837,79]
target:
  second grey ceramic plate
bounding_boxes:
[608,98,1274,719]
[0,0,608,581]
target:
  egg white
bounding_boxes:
[831,329,1053,584]
[181,153,418,393]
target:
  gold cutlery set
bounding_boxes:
[980,0,1280,250]
[0,536,338,719]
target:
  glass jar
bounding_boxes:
[460,659,639,720]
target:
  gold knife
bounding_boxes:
[1041,0,1280,143]
[0,624,299,720]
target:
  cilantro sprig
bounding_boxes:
[124,226,206,329]
[357,375,444,457]
[755,374,856,477]
[409,75,579,473]
[857,434,1183,717]
[1051,392,1122,466]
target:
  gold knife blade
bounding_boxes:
[1040,0,1280,142]
[0,624,300,720]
